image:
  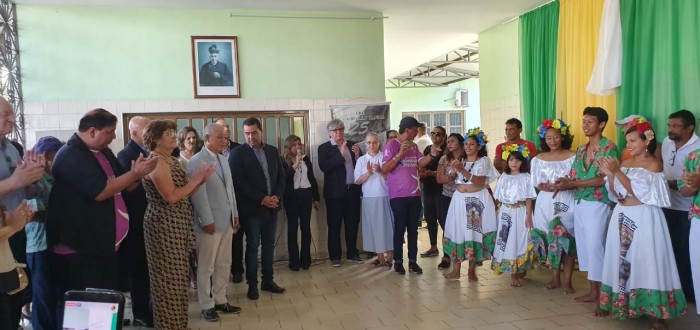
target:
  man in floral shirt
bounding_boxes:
[679,147,700,314]
[553,107,618,310]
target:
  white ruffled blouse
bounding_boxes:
[494,173,537,204]
[606,167,671,208]
[530,156,575,187]
[455,157,500,186]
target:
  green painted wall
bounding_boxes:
[17,7,385,101]
[479,20,520,103]
[385,78,481,129]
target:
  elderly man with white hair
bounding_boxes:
[188,123,241,321]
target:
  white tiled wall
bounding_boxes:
[479,95,522,157]
[22,96,385,259]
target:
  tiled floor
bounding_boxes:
[26,227,700,329]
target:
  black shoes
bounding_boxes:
[420,249,440,258]
[409,262,423,274]
[394,263,406,275]
[132,318,154,328]
[261,281,286,294]
[232,272,243,283]
[394,262,423,274]
[200,308,220,322]
[289,263,300,271]
[247,286,259,300]
[214,302,241,314]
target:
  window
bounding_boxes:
[402,111,464,135]
[122,111,309,154]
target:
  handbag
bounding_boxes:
[8,263,28,295]
[0,263,28,295]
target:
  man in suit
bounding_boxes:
[230,117,286,300]
[116,116,154,327]
[188,123,242,321]
[215,118,244,284]
[318,119,363,267]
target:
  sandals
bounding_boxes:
[370,259,382,267]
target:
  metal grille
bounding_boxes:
[0,0,24,145]
[402,110,464,135]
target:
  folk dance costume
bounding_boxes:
[443,157,499,263]
[530,156,576,269]
[571,137,618,282]
[600,168,687,320]
[491,173,537,274]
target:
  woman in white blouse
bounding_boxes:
[354,132,394,268]
[282,135,320,271]
[530,119,576,293]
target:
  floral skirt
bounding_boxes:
[600,204,687,320]
[443,189,496,263]
[546,212,576,269]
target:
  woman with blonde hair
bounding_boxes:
[282,135,320,271]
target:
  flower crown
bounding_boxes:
[501,143,531,161]
[466,127,488,147]
[537,119,570,139]
[626,117,655,141]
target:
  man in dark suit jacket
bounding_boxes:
[116,116,154,327]
[215,118,245,283]
[230,117,286,300]
[318,119,363,267]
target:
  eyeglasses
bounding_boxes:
[163,129,177,137]
[330,127,345,133]
[430,132,444,137]
[670,149,677,166]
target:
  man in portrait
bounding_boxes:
[199,44,234,87]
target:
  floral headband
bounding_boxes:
[502,143,531,161]
[537,119,570,139]
[626,117,655,141]
[466,127,488,147]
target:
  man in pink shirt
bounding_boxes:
[382,116,425,275]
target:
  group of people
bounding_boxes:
[337,108,697,329]
[1,94,700,329]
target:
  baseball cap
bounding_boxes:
[399,116,420,131]
[34,136,64,154]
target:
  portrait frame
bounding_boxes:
[191,36,240,98]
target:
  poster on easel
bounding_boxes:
[330,102,391,153]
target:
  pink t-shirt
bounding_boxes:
[382,139,423,199]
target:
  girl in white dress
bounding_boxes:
[530,119,576,293]
[491,150,537,287]
[442,128,499,281]
[354,132,394,268]
[598,121,687,328]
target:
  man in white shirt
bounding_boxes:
[661,109,700,303]
[414,122,432,152]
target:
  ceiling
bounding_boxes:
[13,0,549,79]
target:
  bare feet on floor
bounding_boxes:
[510,276,522,287]
[563,286,575,294]
[593,306,609,317]
[651,319,669,330]
[468,273,479,282]
[574,291,598,302]
[443,271,460,279]
[544,280,560,290]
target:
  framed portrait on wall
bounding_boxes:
[191,36,240,98]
